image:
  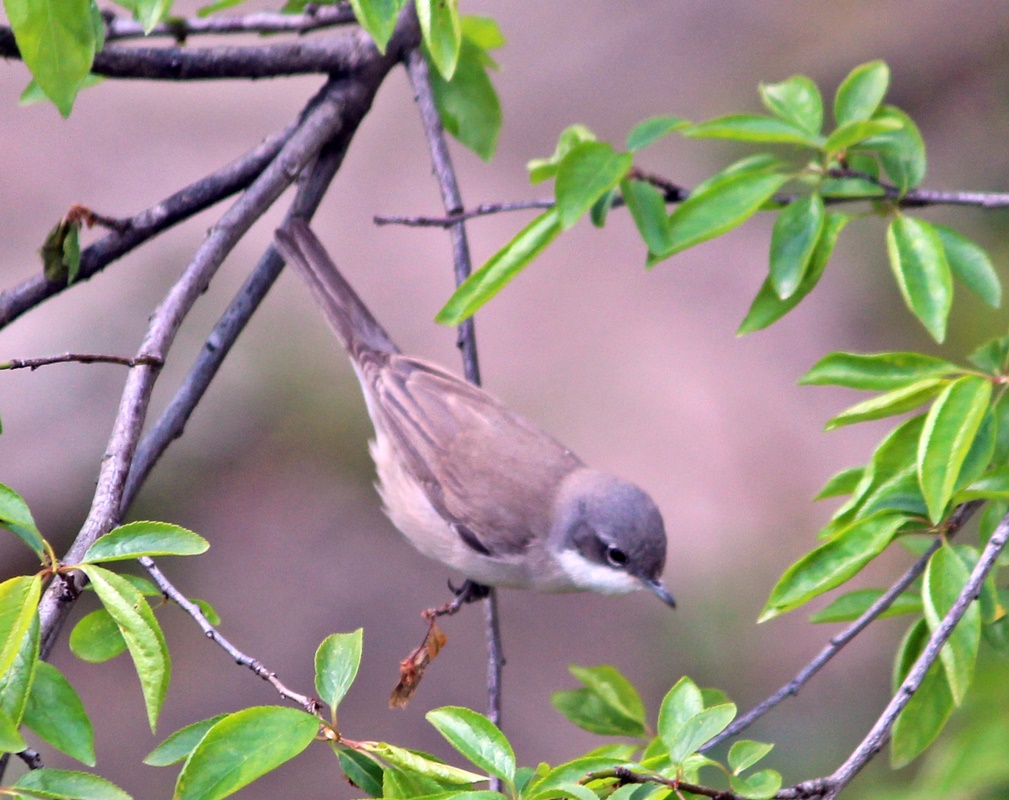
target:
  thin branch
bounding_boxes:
[816,509,1009,798]
[0,121,297,331]
[826,168,1009,208]
[35,71,378,661]
[403,44,506,741]
[0,353,163,371]
[587,767,742,800]
[139,557,320,711]
[103,5,357,41]
[701,500,981,752]
[374,199,555,228]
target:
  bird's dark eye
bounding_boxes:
[606,545,628,568]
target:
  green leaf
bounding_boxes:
[760,512,907,621]
[626,115,689,151]
[0,611,38,731]
[460,15,504,52]
[79,565,169,731]
[730,770,783,800]
[824,377,948,430]
[175,707,319,800]
[3,0,96,116]
[823,118,902,157]
[660,170,787,259]
[81,520,209,563]
[527,124,596,184]
[196,0,247,17]
[620,178,672,256]
[134,0,172,32]
[814,466,864,500]
[829,415,928,527]
[859,105,926,191]
[64,224,82,284]
[769,193,825,298]
[958,464,1009,502]
[70,608,128,662]
[417,0,461,80]
[810,588,922,623]
[145,715,227,766]
[954,407,995,493]
[759,75,823,135]
[693,154,783,195]
[834,60,890,126]
[426,706,515,786]
[656,676,703,745]
[348,0,405,52]
[436,209,561,326]
[800,351,958,391]
[923,546,980,705]
[933,224,1001,308]
[527,757,628,800]
[569,665,646,730]
[382,763,447,798]
[24,661,95,766]
[0,705,26,752]
[361,741,485,785]
[917,375,992,523]
[335,746,385,798]
[427,34,502,162]
[0,482,45,557]
[684,114,820,147]
[315,629,362,713]
[14,768,132,800]
[555,142,633,230]
[738,212,849,333]
[0,575,42,681]
[589,187,618,228]
[887,216,953,342]
[664,703,736,766]
[970,335,1009,375]
[728,740,774,774]
[891,618,953,768]
[551,687,645,737]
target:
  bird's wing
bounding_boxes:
[362,354,583,557]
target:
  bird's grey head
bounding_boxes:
[550,469,674,607]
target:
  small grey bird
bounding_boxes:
[275,220,674,607]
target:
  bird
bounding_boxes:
[274,220,675,607]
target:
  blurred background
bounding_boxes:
[2,1,1009,797]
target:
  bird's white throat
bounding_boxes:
[555,550,643,595]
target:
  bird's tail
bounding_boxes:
[275,220,399,356]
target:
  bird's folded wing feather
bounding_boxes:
[365,355,583,557]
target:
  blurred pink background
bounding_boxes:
[2,2,1009,797]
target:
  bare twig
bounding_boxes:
[587,766,743,800]
[702,500,981,752]
[0,353,162,371]
[404,44,505,743]
[826,168,1009,208]
[35,71,378,661]
[815,510,1009,798]
[374,199,555,228]
[103,5,357,41]
[0,121,297,331]
[139,557,320,711]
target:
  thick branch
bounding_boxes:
[104,5,357,41]
[35,72,377,660]
[0,122,295,331]
[0,26,376,81]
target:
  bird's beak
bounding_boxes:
[643,577,676,608]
